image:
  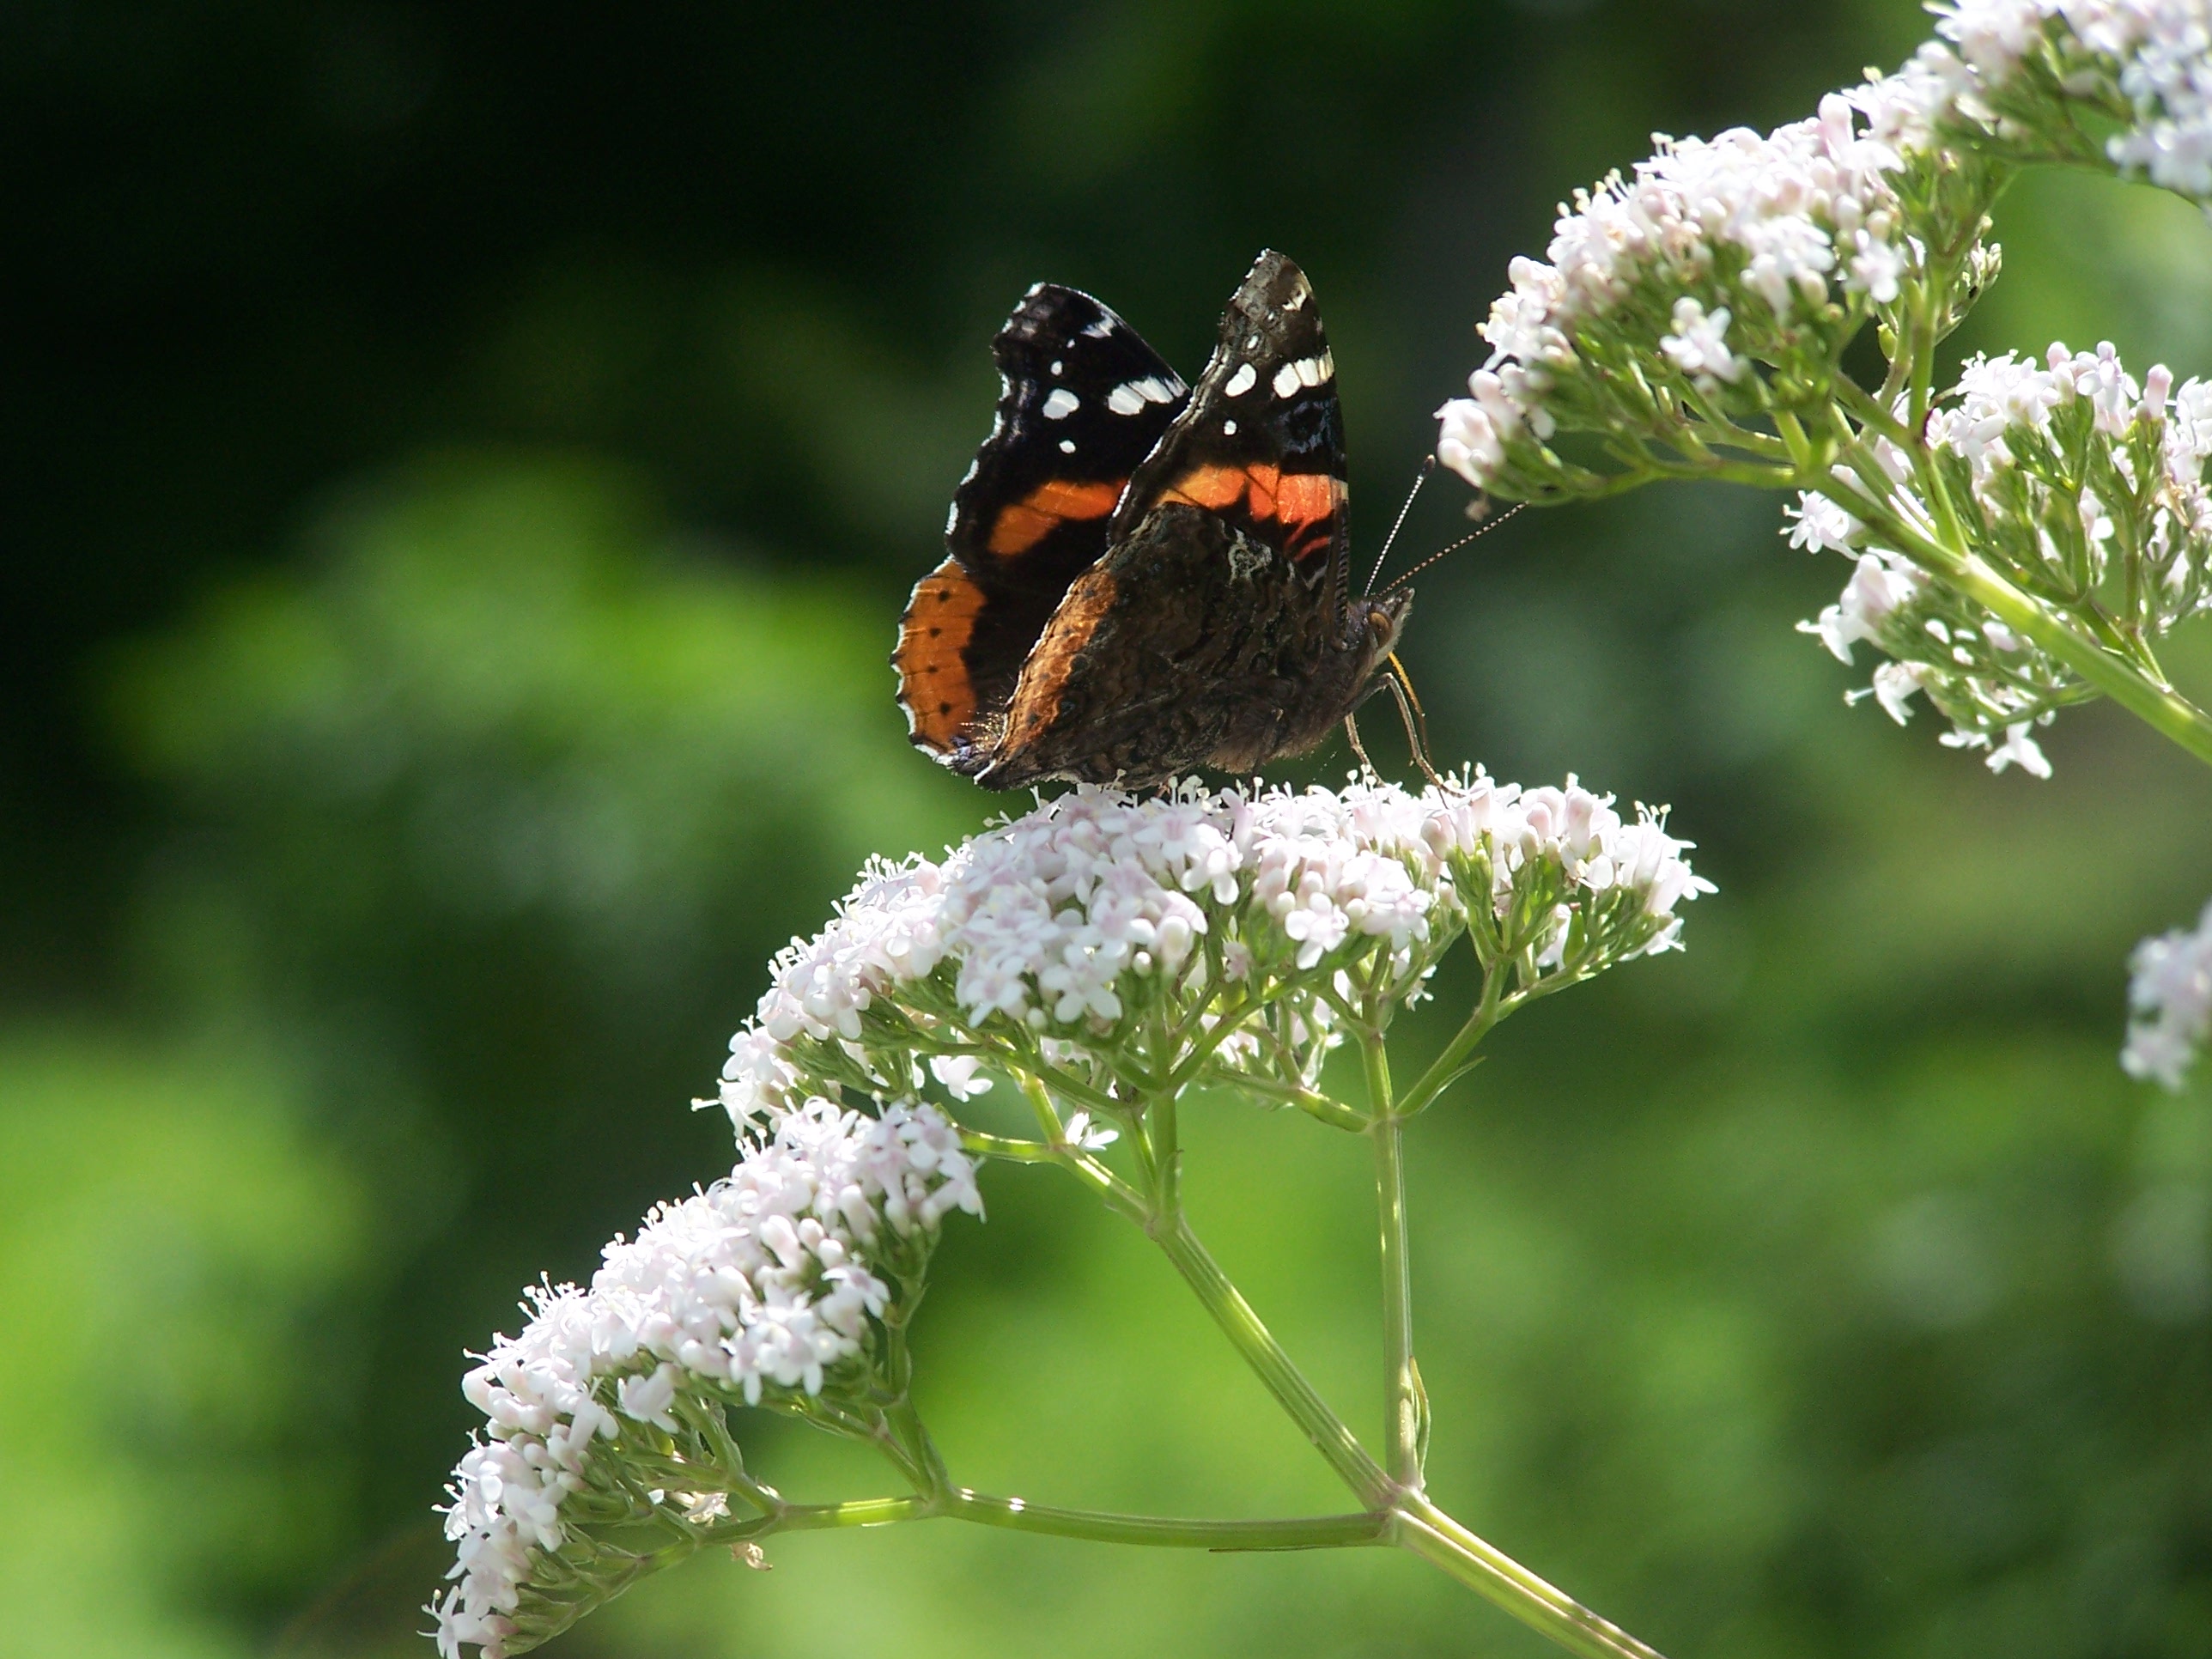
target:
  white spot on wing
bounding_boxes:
[945,502,960,534]
[1224,362,1258,398]
[1080,316,1115,338]
[1107,375,1177,415]
[1049,360,1063,376]
[1221,418,1237,434]
[1273,353,1334,398]
[1042,387,1081,420]
[1058,438,1075,453]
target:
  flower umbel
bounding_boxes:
[430,1100,980,1659]
[1791,342,2212,771]
[1430,2,2212,789]
[1432,88,1945,501]
[1921,1,2212,204]
[718,774,1710,1131]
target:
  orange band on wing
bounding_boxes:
[1274,471,1340,526]
[1243,463,1279,518]
[1158,465,1246,510]
[895,556,989,750]
[987,478,1122,556]
[1159,465,1343,557]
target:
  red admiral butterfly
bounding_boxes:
[895,251,1414,790]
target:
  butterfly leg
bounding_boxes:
[1385,654,1445,788]
[1342,711,1380,780]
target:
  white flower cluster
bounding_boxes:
[1435,93,1916,490]
[719,776,1711,1125]
[1792,342,2212,773]
[2124,897,2212,1088]
[1929,0,2212,201]
[431,1098,981,1659]
[1435,3,2212,496]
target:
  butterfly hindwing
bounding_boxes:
[896,284,1189,762]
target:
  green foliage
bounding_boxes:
[0,1031,368,1659]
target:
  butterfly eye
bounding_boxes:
[1364,599,1408,656]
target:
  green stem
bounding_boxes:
[1364,1037,1420,1490]
[1374,1121,1418,1486]
[1152,1214,1395,1509]
[717,1492,1389,1553]
[1015,1070,1148,1221]
[1153,1085,1182,1215]
[1195,1066,1370,1131]
[1396,1492,1668,1659]
[940,1490,1388,1551]
[959,1129,1060,1164]
[1397,962,1508,1118]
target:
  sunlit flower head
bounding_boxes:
[1793,343,2212,774]
[1433,92,1919,495]
[429,1098,981,1659]
[715,775,1711,1130]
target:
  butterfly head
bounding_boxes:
[1359,589,1413,668]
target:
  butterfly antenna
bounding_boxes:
[1364,455,1437,595]
[1376,501,1526,596]
[1385,654,1444,787]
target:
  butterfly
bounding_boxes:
[894,250,1417,791]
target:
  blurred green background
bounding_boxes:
[6,2,2211,1656]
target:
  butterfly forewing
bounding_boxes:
[896,284,1189,760]
[1114,251,1350,589]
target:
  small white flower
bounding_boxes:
[2124,898,2212,1090]
[1871,660,1929,724]
[1436,392,1516,490]
[1058,1110,1121,1152]
[927,1053,994,1100]
[1984,720,2054,777]
[615,1363,681,1431]
[1659,298,1747,389]
[1801,552,1923,663]
[1785,490,1865,556]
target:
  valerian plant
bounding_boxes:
[430,8,2212,1659]
[431,775,1709,1659]
[1436,0,2212,1085]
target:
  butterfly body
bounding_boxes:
[896,251,1408,789]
